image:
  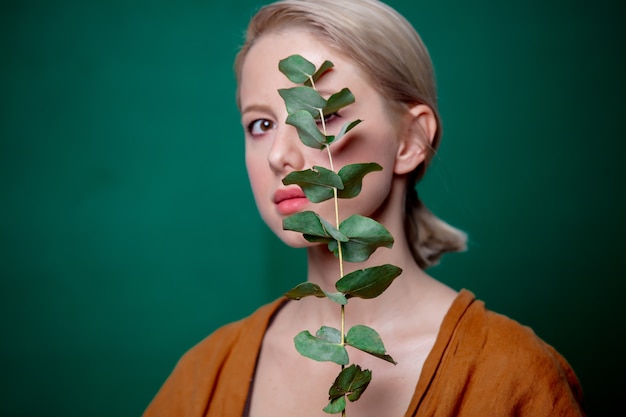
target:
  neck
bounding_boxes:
[305,174,411,290]
[295,244,454,335]
[300,179,434,323]
[289,175,456,324]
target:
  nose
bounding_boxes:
[267,124,305,175]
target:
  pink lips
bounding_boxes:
[274,187,309,215]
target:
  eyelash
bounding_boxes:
[247,119,275,138]
[316,112,340,127]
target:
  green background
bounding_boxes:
[1,0,624,415]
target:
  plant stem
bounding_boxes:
[320,101,348,417]
[325,145,345,279]
[319,112,345,280]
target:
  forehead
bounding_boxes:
[244,30,337,73]
[239,30,357,99]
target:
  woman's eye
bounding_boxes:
[247,119,275,137]
[316,112,340,126]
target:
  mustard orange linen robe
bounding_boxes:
[144,290,585,416]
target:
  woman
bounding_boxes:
[144,1,585,415]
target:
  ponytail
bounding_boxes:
[404,187,467,269]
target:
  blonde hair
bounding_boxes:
[235,0,467,268]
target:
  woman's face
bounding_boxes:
[239,30,406,247]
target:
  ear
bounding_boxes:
[394,104,438,175]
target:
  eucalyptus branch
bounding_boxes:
[279,54,401,414]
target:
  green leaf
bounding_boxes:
[278,87,326,117]
[316,326,342,344]
[332,119,363,145]
[328,215,394,262]
[316,215,348,243]
[294,330,348,365]
[283,211,348,243]
[307,60,334,86]
[278,54,316,84]
[323,88,356,115]
[322,396,346,414]
[325,292,348,305]
[327,364,372,402]
[282,166,343,203]
[345,325,397,365]
[284,283,347,305]
[283,211,329,240]
[335,264,402,299]
[336,163,382,199]
[285,110,328,150]
[284,282,326,300]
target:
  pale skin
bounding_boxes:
[239,29,458,417]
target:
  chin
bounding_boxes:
[260,212,311,248]
[274,230,313,248]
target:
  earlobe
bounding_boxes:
[394,104,437,175]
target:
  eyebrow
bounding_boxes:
[240,103,273,115]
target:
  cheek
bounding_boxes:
[332,128,399,171]
[245,153,266,196]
